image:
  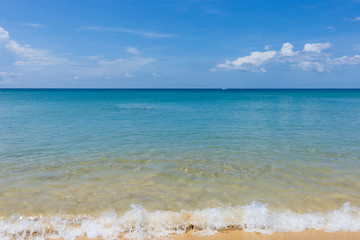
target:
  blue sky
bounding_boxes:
[0,0,360,88]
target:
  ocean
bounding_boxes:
[0,89,360,239]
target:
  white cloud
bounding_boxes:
[329,55,360,65]
[152,72,159,77]
[354,16,360,21]
[0,26,156,86]
[264,44,271,50]
[233,51,277,66]
[126,46,140,55]
[6,40,45,59]
[303,42,332,53]
[124,73,133,78]
[216,51,276,71]
[0,72,21,84]
[297,62,326,72]
[0,27,10,40]
[214,42,360,73]
[0,27,67,66]
[7,40,66,66]
[85,55,104,60]
[279,42,298,56]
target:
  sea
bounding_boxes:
[0,89,360,239]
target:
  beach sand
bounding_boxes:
[172,230,360,240]
[52,230,360,240]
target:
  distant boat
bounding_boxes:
[222,88,227,90]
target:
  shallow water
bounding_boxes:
[0,89,360,239]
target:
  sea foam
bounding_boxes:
[1,202,360,240]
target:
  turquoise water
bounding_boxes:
[1,89,360,239]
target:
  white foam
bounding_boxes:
[1,202,360,240]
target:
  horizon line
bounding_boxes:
[1,88,360,90]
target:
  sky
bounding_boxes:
[0,0,360,88]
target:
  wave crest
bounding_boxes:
[1,202,360,240]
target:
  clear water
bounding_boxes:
[1,89,360,239]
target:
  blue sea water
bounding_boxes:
[0,89,360,239]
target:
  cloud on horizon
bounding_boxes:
[213,42,360,73]
[0,27,155,85]
[0,27,67,66]
[0,72,22,84]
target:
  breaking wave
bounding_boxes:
[1,202,360,240]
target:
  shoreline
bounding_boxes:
[3,202,360,240]
[53,230,360,240]
[173,230,360,240]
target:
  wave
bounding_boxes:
[1,202,360,240]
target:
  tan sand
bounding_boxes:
[53,230,360,240]
[172,230,360,240]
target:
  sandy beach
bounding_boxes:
[173,230,360,240]
[53,230,360,240]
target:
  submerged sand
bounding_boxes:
[53,230,360,240]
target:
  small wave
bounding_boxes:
[1,202,360,240]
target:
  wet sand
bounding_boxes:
[172,230,360,240]
[54,230,360,240]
